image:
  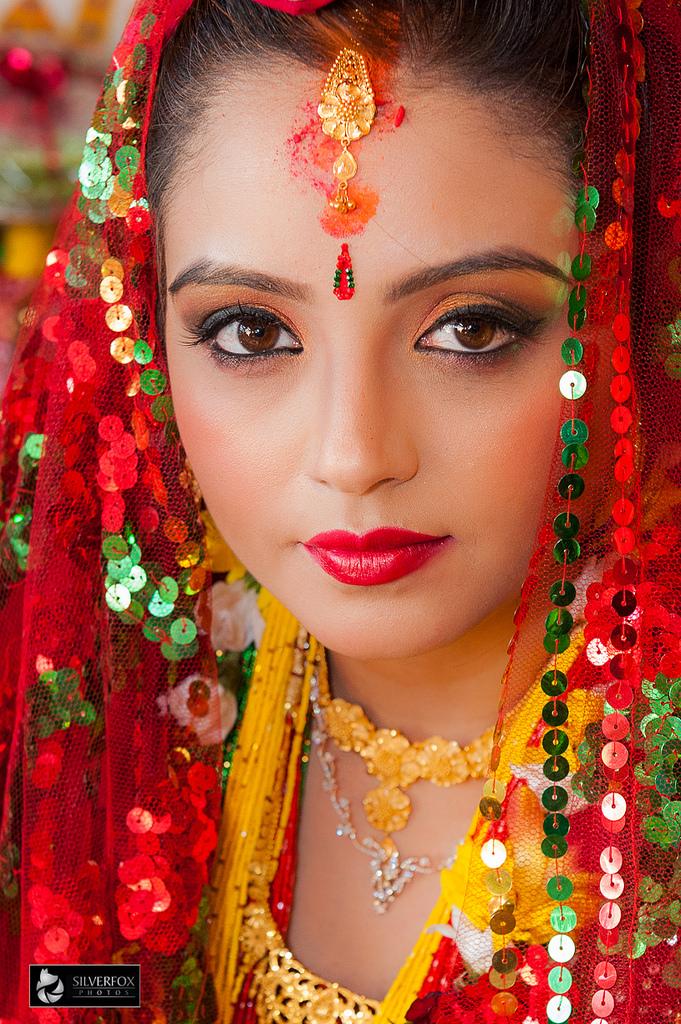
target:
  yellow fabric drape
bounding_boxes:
[207,592,594,1024]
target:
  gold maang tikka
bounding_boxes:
[317,47,376,213]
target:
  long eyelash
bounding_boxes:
[184,303,300,367]
[184,301,546,370]
[416,303,546,364]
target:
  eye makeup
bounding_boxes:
[180,297,554,371]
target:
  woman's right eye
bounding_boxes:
[194,306,302,362]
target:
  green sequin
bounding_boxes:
[557,473,585,501]
[121,565,147,593]
[568,306,586,331]
[158,577,179,603]
[560,419,588,445]
[541,669,568,697]
[553,513,580,541]
[577,184,600,208]
[544,633,570,656]
[170,617,198,645]
[547,875,574,901]
[548,966,573,994]
[544,755,570,782]
[568,284,587,313]
[141,12,157,36]
[543,730,569,756]
[151,395,174,423]
[148,591,174,617]
[140,368,167,395]
[639,876,665,903]
[550,905,577,933]
[550,579,577,606]
[106,583,131,612]
[107,556,132,580]
[542,786,568,812]
[561,442,589,470]
[571,253,591,280]
[574,202,596,231]
[161,637,198,661]
[541,835,568,858]
[545,608,574,638]
[134,339,154,365]
[143,621,165,643]
[555,702,577,738]
[543,811,570,836]
[561,336,584,366]
[133,43,148,70]
[119,599,145,623]
[553,538,581,565]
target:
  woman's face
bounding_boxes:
[162,63,577,660]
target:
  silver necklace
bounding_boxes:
[309,667,461,914]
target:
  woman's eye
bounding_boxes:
[209,311,294,356]
[196,307,301,361]
[417,306,541,360]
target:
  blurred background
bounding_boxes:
[0,0,134,391]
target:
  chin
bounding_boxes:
[289,601,469,661]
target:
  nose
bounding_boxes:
[306,343,419,497]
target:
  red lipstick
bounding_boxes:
[302,527,454,586]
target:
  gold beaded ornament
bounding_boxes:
[317,46,376,212]
[317,668,494,836]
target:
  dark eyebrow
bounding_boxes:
[168,246,569,304]
[168,259,312,303]
[383,247,570,303]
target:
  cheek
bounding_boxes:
[439,349,563,547]
[167,345,292,555]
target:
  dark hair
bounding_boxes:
[146,0,589,231]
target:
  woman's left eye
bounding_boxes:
[416,305,543,362]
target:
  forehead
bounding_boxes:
[162,62,575,283]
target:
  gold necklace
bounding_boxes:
[316,666,494,836]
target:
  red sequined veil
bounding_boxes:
[1,0,681,1021]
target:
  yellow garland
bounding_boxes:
[205,593,322,1021]
[206,589,595,1024]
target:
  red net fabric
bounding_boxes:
[0,1,680,1022]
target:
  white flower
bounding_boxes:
[427,903,493,975]
[209,578,265,652]
[156,673,237,745]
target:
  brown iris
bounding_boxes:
[237,315,280,353]
[456,317,497,350]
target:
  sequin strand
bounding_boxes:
[587,4,645,1021]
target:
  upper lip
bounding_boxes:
[303,527,450,550]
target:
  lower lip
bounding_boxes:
[302,537,454,586]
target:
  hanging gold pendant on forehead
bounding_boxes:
[318,47,376,213]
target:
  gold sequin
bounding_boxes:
[106,303,133,332]
[110,336,135,364]
[108,178,133,217]
[101,257,124,279]
[100,275,124,303]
